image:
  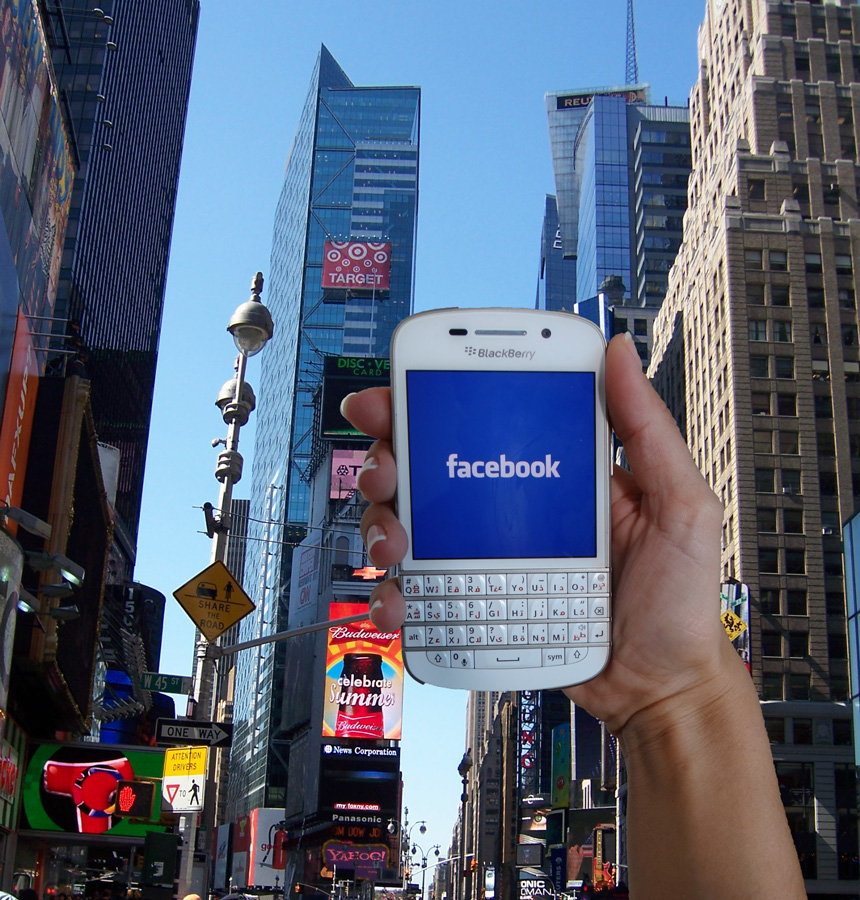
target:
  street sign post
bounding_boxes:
[173,559,254,642]
[155,718,233,748]
[140,672,193,694]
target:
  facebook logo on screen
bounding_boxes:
[406,370,597,560]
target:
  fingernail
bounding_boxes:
[369,597,384,617]
[340,392,357,419]
[359,455,378,476]
[366,525,386,556]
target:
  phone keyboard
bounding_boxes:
[400,570,610,671]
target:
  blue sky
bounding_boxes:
[134,0,703,866]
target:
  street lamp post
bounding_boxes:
[457,750,473,900]
[387,809,427,889]
[410,842,440,900]
[178,272,274,898]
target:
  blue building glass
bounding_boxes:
[42,0,199,549]
[229,46,419,816]
[535,195,576,311]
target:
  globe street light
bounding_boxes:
[387,809,427,888]
[458,750,473,900]
[410,841,441,900]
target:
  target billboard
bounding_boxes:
[322,241,391,291]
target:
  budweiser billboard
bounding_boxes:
[322,242,391,291]
[323,601,403,740]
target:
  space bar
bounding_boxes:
[474,648,543,668]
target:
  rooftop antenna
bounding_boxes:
[626,0,640,85]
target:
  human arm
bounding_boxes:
[342,332,806,899]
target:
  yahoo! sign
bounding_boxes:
[322,840,389,874]
[322,242,391,291]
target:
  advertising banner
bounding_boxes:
[318,744,400,827]
[0,715,24,832]
[322,242,391,291]
[248,808,288,888]
[551,722,570,809]
[288,529,320,631]
[331,449,367,500]
[0,310,37,511]
[323,601,403,740]
[320,356,391,440]
[212,823,232,893]
[20,742,167,836]
[322,840,389,879]
[231,814,252,889]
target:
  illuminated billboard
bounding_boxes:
[323,601,403,740]
[331,449,367,500]
[320,356,391,440]
[20,742,167,836]
[322,241,391,291]
[318,744,400,826]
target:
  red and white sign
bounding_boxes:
[322,242,391,290]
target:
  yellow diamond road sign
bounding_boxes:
[173,559,254,642]
[163,746,208,778]
[721,608,748,642]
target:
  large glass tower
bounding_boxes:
[42,0,199,554]
[228,45,420,817]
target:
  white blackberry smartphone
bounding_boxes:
[390,307,611,691]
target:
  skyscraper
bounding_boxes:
[650,0,860,889]
[228,45,419,818]
[41,0,199,555]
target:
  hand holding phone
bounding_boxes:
[382,307,612,691]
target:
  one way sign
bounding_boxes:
[155,718,234,748]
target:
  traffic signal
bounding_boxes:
[115,780,155,818]
[294,886,301,894]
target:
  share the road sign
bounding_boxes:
[173,559,254,642]
[155,718,233,748]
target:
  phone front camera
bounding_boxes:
[541,328,552,339]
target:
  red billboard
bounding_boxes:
[322,242,391,291]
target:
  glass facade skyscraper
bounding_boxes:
[42,0,199,551]
[228,45,419,817]
[540,86,690,316]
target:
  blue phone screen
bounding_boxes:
[406,370,597,560]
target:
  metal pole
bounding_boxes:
[459,778,467,900]
[179,350,250,898]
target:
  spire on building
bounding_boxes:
[626,0,639,85]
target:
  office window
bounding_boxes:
[748,179,766,201]
[779,431,799,454]
[774,356,794,378]
[808,287,825,308]
[818,431,836,455]
[766,718,786,743]
[787,589,807,615]
[785,548,805,574]
[839,288,855,309]
[828,591,846,615]
[824,552,844,577]
[752,392,771,415]
[777,394,797,416]
[762,630,782,656]
[747,283,765,305]
[820,471,839,495]
[784,509,803,533]
[750,355,769,377]
[753,430,773,452]
[633,318,647,336]
[844,324,858,347]
[815,395,833,418]
[756,468,775,492]
[793,718,813,743]
[746,248,764,268]
[835,254,853,276]
[788,632,809,658]
[782,469,801,494]
[749,319,767,341]
[759,547,779,572]
[762,673,783,699]
[788,673,811,701]
[772,285,790,306]
[757,508,777,532]
[760,587,780,614]
[774,321,793,342]
[830,633,848,659]
[770,250,788,271]
[806,253,823,273]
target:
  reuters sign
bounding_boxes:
[322,242,391,290]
